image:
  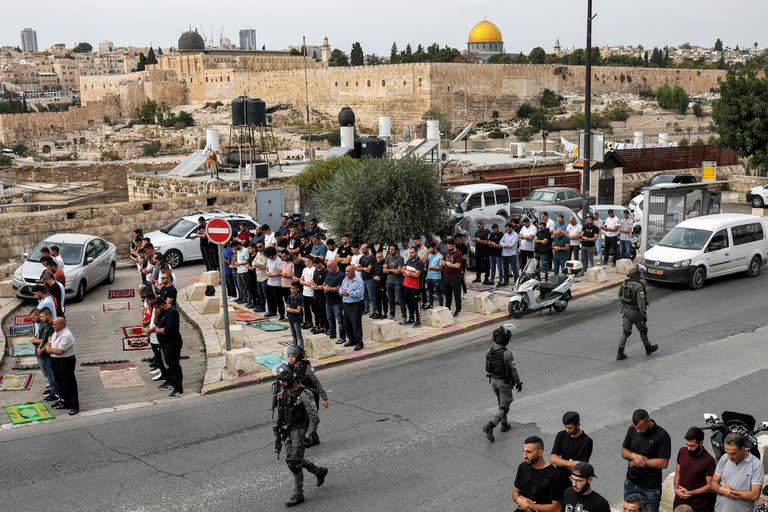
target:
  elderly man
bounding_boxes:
[711,433,764,512]
[339,265,365,351]
[46,317,79,415]
[323,259,346,343]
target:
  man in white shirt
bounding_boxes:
[324,239,339,268]
[518,218,538,272]
[46,317,79,415]
[299,256,316,328]
[603,209,621,266]
[566,216,583,262]
[260,224,277,248]
[350,244,363,279]
[500,224,520,285]
[541,211,556,231]
[50,245,65,272]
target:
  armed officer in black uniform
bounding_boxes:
[273,364,329,507]
[285,345,329,447]
[482,324,523,442]
[616,265,658,360]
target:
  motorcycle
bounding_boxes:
[700,411,768,460]
[508,259,582,318]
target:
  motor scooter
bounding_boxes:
[508,259,582,318]
[700,411,768,460]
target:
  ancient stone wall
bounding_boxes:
[127,171,293,200]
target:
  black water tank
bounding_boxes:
[360,136,386,158]
[338,106,355,127]
[231,96,249,126]
[247,98,267,126]
[353,136,362,159]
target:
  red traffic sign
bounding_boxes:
[205,218,232,245]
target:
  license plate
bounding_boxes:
[648,268,664,275]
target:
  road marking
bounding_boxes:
[507,325,768,434]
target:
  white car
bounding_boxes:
[628,194,644,223]
[746,184,768,208]
[146,212,259,268]
[13,234,117,301]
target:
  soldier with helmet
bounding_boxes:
[272,364,329,507]
[285,345,329,447]
[482,324,523,442]
[617,265,658,360]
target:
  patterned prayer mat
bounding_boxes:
[466,282,495,292]
[99,368,145,389]
[236,312,266,323]
[12,315,34,325]
[7,336,32,346]
[122,326,145,337]
[0,373,34,391]
[3,401,54,425]
[6,344,36,357]
[100,361,137,372]
[6,323,34,337]
[103,301,131,312]
[12,357,39,370]
[247,320,288,332]
[108,289,135,299]
[122,336,150,351]
[254,353,288,371]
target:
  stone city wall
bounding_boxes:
[127,171,293,201]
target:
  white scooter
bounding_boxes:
[508,259,582,318]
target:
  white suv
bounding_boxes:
[746,184,768,208]
[146,211,259,268]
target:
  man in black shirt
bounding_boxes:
[580,217,600,270]
[336,235,353,272]
[534,222,553,280]
[488,223,504,287]
[551,411,594,488]
[563,462,611,512]
[196,217,213,271]
[42,272,65,318]
[621,409,671,512]
[158,270,178,306]
[454,234,469,296]
[151,298,184,397]
[514,436,565,512]
[472,222,491,284]
[310,258,328,334]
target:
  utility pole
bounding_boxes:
[582,0,594,226]
[302,36,312,161]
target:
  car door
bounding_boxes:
[704,229,731,277]
[555,190,568,208]
[464,193,482,218]
[94,239,110,281]
[185,226,203,261]
[482,190,496,216]
[83,241,100,288]
[494,188,510,217]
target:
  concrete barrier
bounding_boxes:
[424,306,455,328]
[229,324,246,349]
[187,282,208,301]
[474,292,502,315]
[305,334,337,359]
[586,266,608,283]
[200,295,221,315]
[213,306,236,329]
[371,319,402,343]
[225,348,259,376]
[660,472,675,512]
[0,279,14,298]
[201,270,220,286]
[616,258,634,275]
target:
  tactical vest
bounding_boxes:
[486,346,512,380]
[619,281,637,306]
[278,387,309,429]
[294,361,320,406]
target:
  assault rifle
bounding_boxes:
[271,381,286,459]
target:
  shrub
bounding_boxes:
[679,138,689,146]
[0,155,12,167]
[603,100,631,122]
[656,83,690,114]
[100,150,121,161]
[142,140,162,156]
[289,157,362,194]
[516,103,536,119]
[487,129,506,139]
[514,126,535,141]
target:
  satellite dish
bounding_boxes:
[451,123,475,146]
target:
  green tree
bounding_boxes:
[136,100,158,124]
[142,140,162,156]
[714,38,723,52]
[528,47,546,64]
[692,102,704,118]
[713,70,768,174]
[365,54,383,65]
[289,48,301,56]
[11,144,28,157]
[488,53,513,64]
[603,100,631,121]
[350,42,364,66]
[516,103,535,119]
[0,155,12,167]
[315,158,452,243]
[540,88,563,109]
[289,157,362,195]
[136,52,147,71]
[157,47,163,56]
[329,49,349,66]
[405,44,412,56]
[656,84,690,114]
[72,42,93,53]
[390,42,398,63]
[146,47,158,65]
[528,109,550,131]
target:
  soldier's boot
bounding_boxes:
[500,422,511,432]
[617,333,629,360]
[482,422,496,442]
[285,494,305,507]
[315,467,328,487]
[640,331,658,355]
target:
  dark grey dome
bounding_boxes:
[178,30,205,52]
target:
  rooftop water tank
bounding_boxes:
[338,106,356,127]
[231,96,249,126]
[360,136,386,159]
[246,98,267,126]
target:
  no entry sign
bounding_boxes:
[205,218,232,245]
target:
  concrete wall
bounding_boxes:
[618,164,745,203]
[127,171,294,201]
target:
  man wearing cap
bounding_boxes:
[563,462,611,512]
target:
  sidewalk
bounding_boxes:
[180,264,628,395]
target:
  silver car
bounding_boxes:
[13,233,117,301]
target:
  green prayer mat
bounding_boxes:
[254,353,288,371]
[3,401,55,425]
[247,320,288,332]
[6,344,36,357]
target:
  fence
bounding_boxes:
[617,145,739,174]
[447,171,582,202]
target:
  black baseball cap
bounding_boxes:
[572,462,596,479]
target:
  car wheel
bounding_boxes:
[106,263,116,284]
[496,210,508,218]
[75,280,87,302]
[688,267,705,290]
[746,256,762,278]
[751,196,765,208]
[165,250,183,269]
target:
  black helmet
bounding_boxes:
[627,265,642,280]
[274,364,294,383]
[492,323,517,346]
[284,345,305,360]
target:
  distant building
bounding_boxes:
[99,40,114,54]
[20,28,38,52]
[287,44,322,60]
[239,29,257,51]
[467,20,504,62]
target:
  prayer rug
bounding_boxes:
[3,401,54,425]
[12,315,34,325]
[247,320,288,332]
[103,301,131,312]
[108,289,135,299]
[99,368,145,389]
[236,312,265,323]
[6,344,36,357]
[0,373,34,391]
[466,283,495,292]
[254,353,288,371]
[6,323,34,337]
[122,326,145,338]
[100,361,137,372]
[122,336,151,351]
[12,357,39,370]
[7,336,32,346]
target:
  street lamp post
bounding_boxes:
[582,0,594,226]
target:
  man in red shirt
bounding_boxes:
[442,240,464,317]
[400,246,424,328]
[674,427,716,512]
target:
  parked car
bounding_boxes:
[642,214,767,290]
[746,184,768,208]
[454,214,507,269]
[448,184,512,220]
[631,172,697,197]
[517,205,578,227]
[628,194,644,223]
[146,212,259,268]
[588,204,641,229]
[510,187,594,220]
[13,233,117,301]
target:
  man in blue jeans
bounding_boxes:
[619,210,635,260]
[621,409,671,512]
[322,260,346,343]
[488,223,504,286]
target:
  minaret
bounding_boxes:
[322,36,330,67]
[554,38,562,57]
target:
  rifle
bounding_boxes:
[271,382,285,459]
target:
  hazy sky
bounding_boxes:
[4,0,766,55]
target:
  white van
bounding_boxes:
[448,184,511,220]
[643,214,768,290]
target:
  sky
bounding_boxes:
[4,0,766,55]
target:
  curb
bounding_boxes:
[197,276,625,395]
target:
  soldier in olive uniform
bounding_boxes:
[273,364,329,507]
[482,324,523,442]
[616,265,658,360]
[285,345,329,447]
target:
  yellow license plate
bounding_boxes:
[648,268,664,275]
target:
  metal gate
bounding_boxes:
[255,187,284,227]
[598,177,615,204]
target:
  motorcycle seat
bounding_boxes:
[539,274,568,296]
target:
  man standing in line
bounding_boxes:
[298,256,315,330]
[566,216,583,263]
[400,246,424,328]
[453,234,469,299]
[674,427,716,512]
[424,243,443,309]
[603,209,621,265]
[33,308,58,403]
[46,316,79,415]
[534,221,553,280]
[442,240,463,317]
[551,411,594,488]
[482,325,522,442]
[49,245,65,272]
[310,258,328,335]
[552,228,571,276]
[222,239,237,299]
[358,244,376,316]
[488,223,504,287]
[339,265,364,350]
[323,260,346,344]
[150,297,184,397]
[513,436,565,512]
[711,433,764,512]
[472,221,491,285]
[383,243,406,320]
[500,223,519,286]
[196,217,213,271]
[519,218,537,272]
[335,235,353,273]
[619,210,635,260]
[581,216,599,269]
[621,409,672,512]
[562,463,611,512]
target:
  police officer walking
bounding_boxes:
[617,265,658,360]
[483,324,523,442]
[285,345,329,447]
[273,364,329,507]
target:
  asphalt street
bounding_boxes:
[1,266,767,512]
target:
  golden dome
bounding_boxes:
[468,20,503,43]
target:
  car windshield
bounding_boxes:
[451,192,468,213]
[529,190,556,201]
[652,175,676,185]
[657,227,712,250]
[27,242,84,265]
[160,218,197,238]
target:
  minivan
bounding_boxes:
[448,184,511,220]
[643,214,768,290]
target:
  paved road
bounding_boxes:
[2,268,767,512]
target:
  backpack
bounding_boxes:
[619,281,637,306]
[485,346,511,380]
